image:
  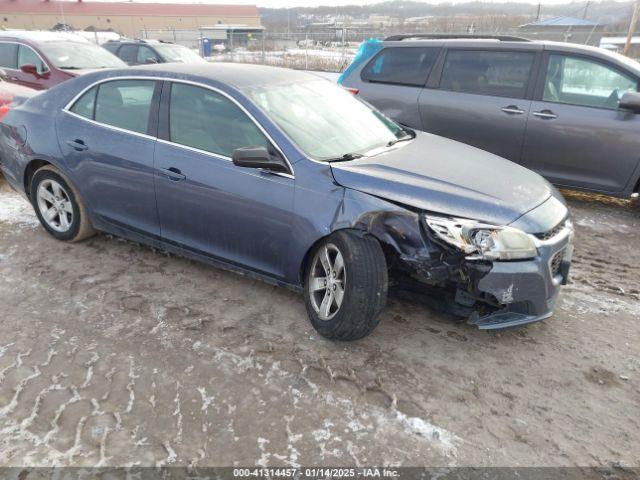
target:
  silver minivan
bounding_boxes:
[340,35,640,199]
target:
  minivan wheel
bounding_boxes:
[30,165,96,242]
[304,230,388,341]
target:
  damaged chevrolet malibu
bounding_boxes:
[0,64,574,340]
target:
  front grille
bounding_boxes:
[550,248,565,277]
[535,221,565,241]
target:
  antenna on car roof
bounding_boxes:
[384,34,530,42]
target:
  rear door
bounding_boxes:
[521,51,640,193]
[57,78,162,236]
[346,46,441,128]
[418,46,540,163]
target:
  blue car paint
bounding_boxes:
[0,63,572,328]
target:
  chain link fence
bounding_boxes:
[139,28,638,73]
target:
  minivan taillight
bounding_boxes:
[344,87,359,95]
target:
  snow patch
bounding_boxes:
[0,190,39,227]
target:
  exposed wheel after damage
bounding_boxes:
[304,230,388,341]
[30,165,96,242]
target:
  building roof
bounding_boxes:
[520,16,600,28]
[0,0,259,17]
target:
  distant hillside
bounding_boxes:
[260,0,635,30]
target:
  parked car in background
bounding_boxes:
[0,64,574,340]
[340,35,640,199]
[103,39,206,65]
[0,31,126,90]
[0,69,38,120]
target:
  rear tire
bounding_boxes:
[30,165,96,242]
[304,230,388,341]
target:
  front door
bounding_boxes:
[57,78,161,236]
[154,81,294,279]
[521,52,640,193]
[418,48,539,162]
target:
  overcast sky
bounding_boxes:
[88,0,600,7]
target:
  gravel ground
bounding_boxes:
[0,175,638,468]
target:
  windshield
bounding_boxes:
[155,44,206,64]
[39,42,126,69]
[243,79,406,160]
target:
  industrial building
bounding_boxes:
[0,0,261,39]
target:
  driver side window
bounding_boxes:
[169,83,270,158]
[18,45,48,74]
[543,54,638,109]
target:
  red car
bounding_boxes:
[0,71,37,120]
[0,31,126,90]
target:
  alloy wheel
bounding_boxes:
[36,179,74,233]
[308,243,346,320]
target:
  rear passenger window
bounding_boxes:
[70,86,97,119]
[0,42,18,69]
[440,50,535,98]
[169,83,269,158]
[362,47,439,87]
[93,80,155,134]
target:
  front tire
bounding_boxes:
[304,230,388,341]
[30,165,96,242]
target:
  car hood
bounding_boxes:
[330,131,553,226]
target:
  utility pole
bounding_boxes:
[624,0,640,56]
[583,1,590,19]
[535,2,541,21]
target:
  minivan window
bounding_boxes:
[362,47,439,86]
[543,54,638,109]
[440,50,535,98]
[244,79,404,161]
[93,80,156,134]
[18,45,47,74]
[169,83,269,158]
[0,42,18,69]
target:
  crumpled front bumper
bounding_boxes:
[467,221,574,330]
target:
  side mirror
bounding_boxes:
[232,146,289,173]
[0,68,7,80]
[145,57,159,64]
[618,91,640,114]
[20,64,39,76]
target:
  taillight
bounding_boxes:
[344,87,359,95]
[0,104,11,121]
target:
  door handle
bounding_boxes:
[532,110,558,120]
[65,139,88,151]
[160,167,186,181]
[501,105,525,115]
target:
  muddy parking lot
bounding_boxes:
[0,174,638,468]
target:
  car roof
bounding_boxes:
[133,62,323,88]
[0,30,90,44]
[382,37,640,75]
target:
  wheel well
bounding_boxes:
[23,160,51,198]
[298,228,397,286]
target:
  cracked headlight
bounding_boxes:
[425,215,538,261]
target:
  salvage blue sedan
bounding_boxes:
[0,64,574,340]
